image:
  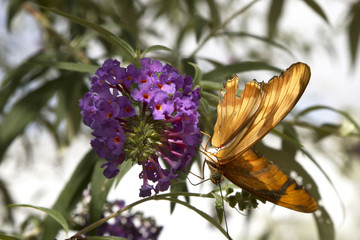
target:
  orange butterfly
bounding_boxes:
[204,62,318,213]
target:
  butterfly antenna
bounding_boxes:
[218,183,232,240]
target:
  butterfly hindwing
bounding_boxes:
[221,148,318,213]
[212,63,311,164]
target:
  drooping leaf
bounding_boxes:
[203,61,281,81]
[89,160,115,235]
[211,192,224,224]
[194,15,209,42]
[295,105,360,137]
[6,0,28,31]
[303,0,329,23]
[313,206,335,240]
[199,80,222,91]
[0,234,22,240]
[348,1,360,65]
[170,177,190,214]
[38,5,136,64]
[206,0,221,28]
[113,159,134,188]
[8,204,69,234]
[267,0,285,39]
[188,62,203,87]
[200,91,219,107]
[47,62,98,73]
[0,78,61,162]
[219,31,294,56]
[141,45,172,57]
[41,150,99,240]
[0,52,51,112]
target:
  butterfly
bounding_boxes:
[204,62,318,213]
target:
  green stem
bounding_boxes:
[189,0,260,58]
[75,192,214,235]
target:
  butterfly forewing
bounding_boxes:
[206,62,317,213]
[221,148,318,213]
[212,63,311,164]
[212,76,262,149]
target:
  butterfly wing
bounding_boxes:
[221,148,318,213]
[212,63,310,164]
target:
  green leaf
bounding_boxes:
[203,61,282,81]
[6,0,27,31]
[170,178,190,214]
[0,79,60,162]
[89,160,115,235]
[295,105,360,137]
[220,31,294,56]
[113,159,134,187]
[199,80,222,91]
[39,5,136,64]
[313,206,335,240]
[199,97,210,115]
[348,2,360,65]
[41,150,99,240]
[188,62,203,87]
[48,62,98,73]
[194,15,209,42]
[267,0,285,38]
[200,91,219,107]
[303,0,329,23]
[271,127,303,148]
[141,45,172,57]
[212,192,224,224]
[0,234,22,240]
[206,0,221,28]
[0,52,51,112]
[8,204,69,234]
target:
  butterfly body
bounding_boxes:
[205,62,318,213]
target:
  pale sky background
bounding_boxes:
[1,0,360,239]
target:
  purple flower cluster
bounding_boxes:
[97,200,163,240]
[79,58,201,197]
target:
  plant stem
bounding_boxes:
[75,192,213,235]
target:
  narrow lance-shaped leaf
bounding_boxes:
[219,31,294,56]
[188,62,203,87]
[303,0,329,23]
[38,5,136,64]
[8,204,69,234]
[295,105,360,137]
[314,206,335,240]
[0,52,51,112]
[0,79,61,162]
[141,45,172,57]
[348,1,360,65]
[41,150,99,240]
[206,0,221,28]
[46,62,99,73]
[0,233,22,240]
[267,0,285,39]
[211,192,224,224]
[89,160,115,234]
[203,61,282,81]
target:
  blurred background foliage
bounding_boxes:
[0,0,360,239]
